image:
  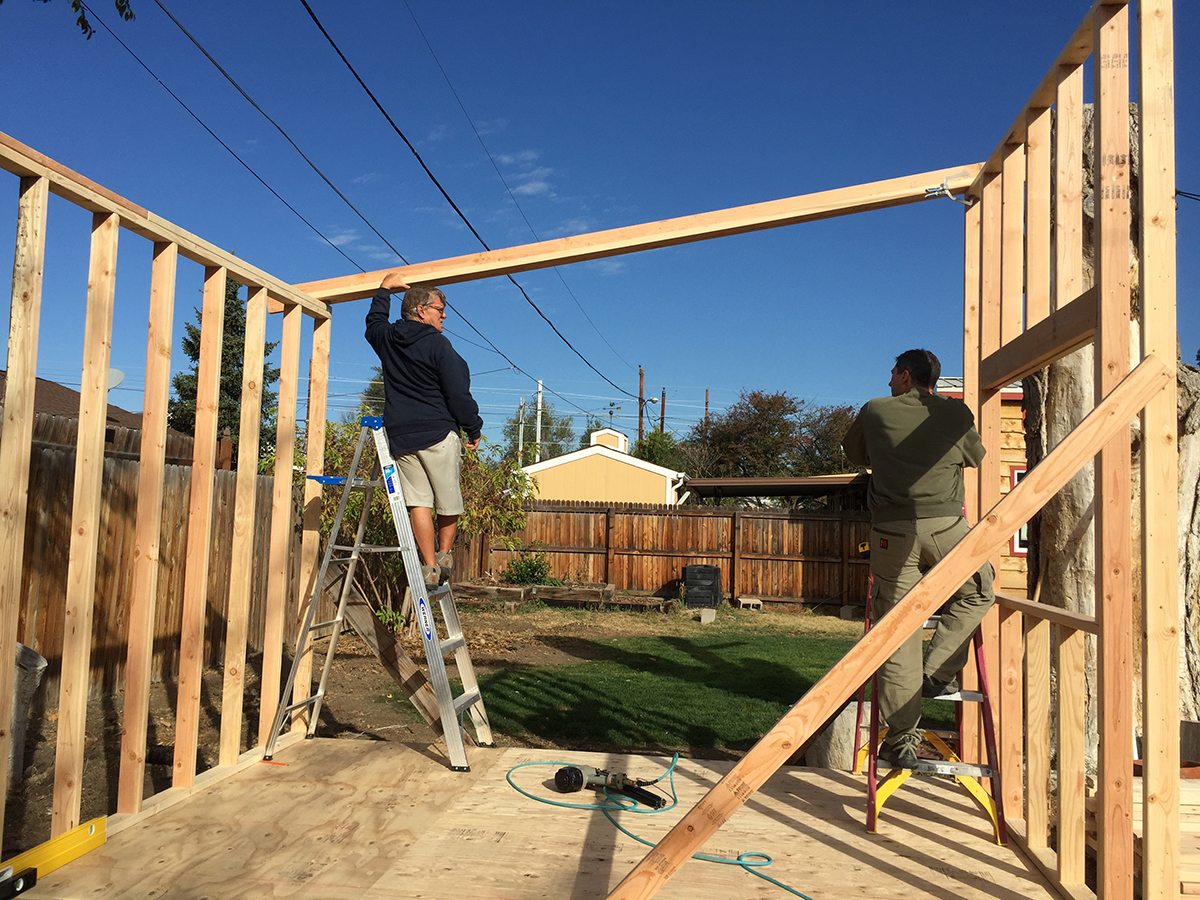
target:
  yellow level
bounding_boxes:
[1,817,105,879]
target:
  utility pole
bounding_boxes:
[660,388,666,433]
[535,380,544,463]
[517,397,526,463]
[638,367,645,442]
[705,389,709,423]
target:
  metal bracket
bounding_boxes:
[924,173,976,207]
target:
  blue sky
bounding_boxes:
[1,0,1196,446]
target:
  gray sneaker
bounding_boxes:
[420,564,441,585]
[878,741,919,769]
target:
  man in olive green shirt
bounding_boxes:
[842,349,994,768]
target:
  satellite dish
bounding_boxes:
[108,368,125,391]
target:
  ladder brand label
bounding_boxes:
[382,464,398,495]
[417,596,434,641]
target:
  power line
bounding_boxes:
[297,0,638,401]
[80,1,366,272]
[149,0,411,265]
[399,0,636,374]
[1179,189,1200,203]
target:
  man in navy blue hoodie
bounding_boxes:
[366,272,483,583]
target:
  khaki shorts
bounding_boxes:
[395,431,464,515]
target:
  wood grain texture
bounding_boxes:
[0,174,47,836]
[1092,7,1134,897]
[1137,1,1180,897]
[118,240,177,814]
[1025,107,1052,327]
[999,604,1024,820]
[1024,615,1051,849]
[979,288,1097,390]
[219,287,267,766]
[1057,625,1087,885]
[1000,141,1026,345]
[173,266,227,791]
[52,212,119,835]
[605,355,1167,900]
[259,304,302,745]
[292,317,330,729]
[296,165,983,303]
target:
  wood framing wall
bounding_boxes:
[0,132,331,837]
[0,1,1178,897]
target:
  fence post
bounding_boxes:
[605,508,615,587]
[730,509,742,602]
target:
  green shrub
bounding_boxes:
[502,548,563,586]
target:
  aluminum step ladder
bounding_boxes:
[263,416,492,770]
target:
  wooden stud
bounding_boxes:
[979,287,1097,391]
[960,196,983,764]
[294,165,983,303]
[978,172,1003,754]
[258,303,302,745]
[218,287,267,766]
[51,211,119,835]
[1024,614,1051,849]
[1057,624,1087,884]
[998,140,1026,820]
[1000,141,1026,345]
[172,265,226,790]
[1055,64,1085,314]
[1137,1,1180,898]
[0,130,329,321]
[117,240,177,814]
[291,316,331,729]
[1093,6,1134,896]
[605,354,1169,900]
[1025,107,1052,327]
[0,174,48,837]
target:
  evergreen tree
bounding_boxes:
[168,278,280,464]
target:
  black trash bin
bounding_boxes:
[683,565,722,608]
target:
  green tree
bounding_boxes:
[632,430,682,469]
[679,390,856,479]
[501,400,575,465]
[578,414,605,450]
[168,278,280,463]
[9,0,136,38]
[357,365,384,419]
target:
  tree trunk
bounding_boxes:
[1177,363,1200,720]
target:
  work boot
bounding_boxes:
[878,741,918,769]
[921,674,961,698]
[435,551,453,584]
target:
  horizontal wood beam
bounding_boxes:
[967,0,1113,196]
[606,352,1170,900]
[295,164,983,304]
[995,592,1098,635]
[979,287,1097,390]
[0,131,329,320]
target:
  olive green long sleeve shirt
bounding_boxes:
[841,388,986,522]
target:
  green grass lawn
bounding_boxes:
[472,623,958,755]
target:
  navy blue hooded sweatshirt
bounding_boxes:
[365,288,483,456]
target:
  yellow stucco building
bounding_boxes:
[521,428,687,505]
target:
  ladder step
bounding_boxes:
[926,690,986,703]
[429,584,453,597]
[330,544,409,553]
[909,759,994,778]
[440,634,466,655]
[312,617,341,630]
[282,697,318,714]
[453,689,481,715]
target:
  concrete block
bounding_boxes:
[698,608,717,624]
[805,701,869,771]
[737,597,762,610]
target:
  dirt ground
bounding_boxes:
[4,604,861,857]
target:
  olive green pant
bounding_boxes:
[869,516,995,751]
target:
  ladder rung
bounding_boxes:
[311,618,341,630]
[429,584,453,597]
[927,690,985,703]
[283,697,318,714]
[453,689,481,715]
[308,475,346,485]
[440,634,466,655]
[910,760,994,779]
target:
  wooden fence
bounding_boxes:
[466,500,873,608]
[6,410,301,701]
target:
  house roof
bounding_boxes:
[936,376,1023,399]
[0,370,145,428]
[522,444,685,479]
[685,473,868,499]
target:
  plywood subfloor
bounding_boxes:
[30,738,1058,900]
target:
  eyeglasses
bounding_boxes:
[427,304,447,317]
